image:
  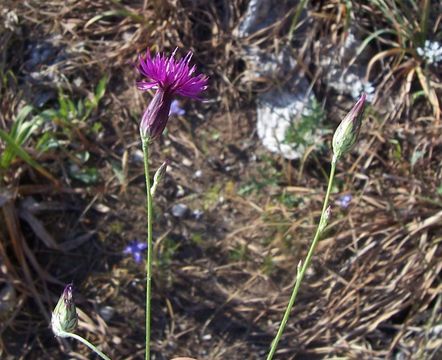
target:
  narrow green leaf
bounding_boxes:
[10,105,34,139]
[95,76,108,103]
[0,128,57,182]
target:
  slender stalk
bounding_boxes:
[63,332,111,360]
[420,0,430,42]
[141,136,154,360]
[288,0,309,42]
[266,156,337,360]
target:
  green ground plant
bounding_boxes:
[0,105,56,182]
[266,93,366,360]
[364,0,440,117]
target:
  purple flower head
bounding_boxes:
[336,194,352,209]
[124,240,147,263]
[136,48,208,140]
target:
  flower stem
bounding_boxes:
[141,136,153,360]
[63,332,111,360]
[266,156,338,360]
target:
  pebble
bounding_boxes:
[98,305,115,322]
[192,209,204,220]
[171,204,188,218]
[193,170,202,178]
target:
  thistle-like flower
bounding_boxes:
[136,49,208,141]
[51,284,78,337]
[332,93,366,161]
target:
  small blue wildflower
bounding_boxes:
[169,99,185,116]
[336,194,352,209]
[124,240,147,263]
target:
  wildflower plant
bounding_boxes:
[136,48,207,360]
[363,0,440,118]
[267,94,366,359]
[51,284,110,360]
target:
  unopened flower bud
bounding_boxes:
[332,94,366,161]
[318,205,331,234]
[150,160,169,196]
[51,284,78,337]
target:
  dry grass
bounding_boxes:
[0,0,441,359]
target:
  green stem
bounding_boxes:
[266,156,337,360]
[288,0,309,42]
[141,136,153,360]
[63,332,111,360]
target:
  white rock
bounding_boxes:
[256,83,323,160]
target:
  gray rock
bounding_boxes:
[171,204,189,218]
[256,79,324,160]
[98,305,115,322]
[236,0,299,38]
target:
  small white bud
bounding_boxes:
[150,161,169,197]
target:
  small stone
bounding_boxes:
[112,336,122,345]
[182,158,192,167]
[0,283,16,319]
[73,77,83,87]
[193,170,202,178]
[192,209,204,220]
[98,305,115,322]
[122,31,134,42]
[176,185,186,198]
[132,149,144,163]
[171,204,188,218]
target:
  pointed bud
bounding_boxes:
[332,94,366,161]
[51,284,78,337]
[318,205,331,234]
[150,160,169,197]
[140,89,173,141]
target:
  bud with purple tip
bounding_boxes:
[51,284,78,337]
[332,94,366,161]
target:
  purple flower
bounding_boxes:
[169,99,185,116]
[336,194,352,209]
[124,240,147,263]
[136,48,208,140]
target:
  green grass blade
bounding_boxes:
[95,76,108,103]
[0,128,57,183]
[10,105,34,139]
